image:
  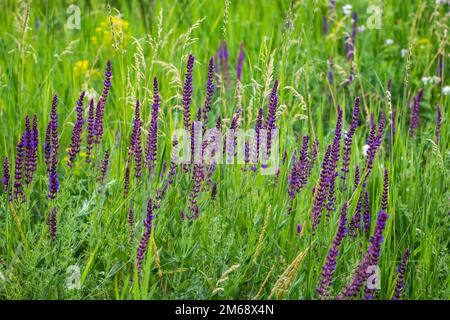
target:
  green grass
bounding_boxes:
[0,0,448,300]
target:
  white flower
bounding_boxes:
[421,76,431,85]
[343,4,352,16]
[362,144,370,157]
[385,39,394,46]
[443,86,450,96]
[401,48,407,58]
[358,25,366,33]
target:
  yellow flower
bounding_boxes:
[73,60,88,76]
[94,16,130,48]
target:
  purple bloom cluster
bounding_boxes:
[86,99,95,163]
[317,202,348,298]
[94,61,112,143]
[50,94,59,158]
[136,198,155,278]
[202,58,215,125]
[381,168,389,211]
[288,135,310,198]
[326,107,343,213]
[392,248,410,300]
[48,153,59,200]
[265,80,279,155]
[409,89,423,138]
[132,99,143,179]
[219,41,230,88]
[47,206,57,243]
[236,43,245,81]
[145,77,161,173]
[435,103,441,144]
[363,189,370,233]
[345,13,357,62]
[67,91,86,168]
[123,164,130,199]
[13,132,26,200]
[189,163,204,218]
[341,97,360,190]
[339,210,389,299]
[182,54,194,130]
[312,145,332,229]
[250,108,264,171]
[44,123,52,168]
[3,157,10,194]
[99,150,110,188]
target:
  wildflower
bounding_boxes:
[401,48,407,58]
[341,97,360,190]
[309,138,319,175]
[250,107,263,171]
[362,144,370,157]
[99,150,110,189]
[296,224,302,235]
[24,115,34,185]
[50,94,59,158]
[189,163,204,218]
[145,77,160,173]
[338,210,389,299]
[31,114,39,174]
[47,206,57,243]
[67,91,86,168]
[385,39,394,46]
[48,153,59,200]
[409,89,424,137]
[436,103,441,144]
[345,13,357,61]
[2,157,10,194]
[382,168,389,211]
[392,248,410,300]
[236,43,245,81]
[442,86,450,96]
[219,41,231,87]
[13,133,26,200]
[44,123,52,169]
[358,25,365,33]
[312,145,332,229]
[211,181,218,200]
[202,58,215,126]
[73,60,88,77]
[363,190,370,233]
[94,60,112,143]
[86,99,95,163]
[265,80,279,155]
[343,4,352,16]
[317,203,348,298]
[437,53,443,87]
[123,164,130,199]
[182,54,194,130]
[326,107,343,213]
[132,99,143,179]
[136,198,155,278]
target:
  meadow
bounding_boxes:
[0,0,448,300]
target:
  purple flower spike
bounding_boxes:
[312,145,332,230]
[44,123,52,169]
[317,202,348,298]
[47,206,57,243]
[250,107,264,171]
[409,89,423,138]
[133,100,143,179]
[288,135,310,198]
[145,77,160,173]
[326,106,343,213]
[50,94,59,158]
[436,103,441,144]
[189,163,204,218]
[67,91,86,168]
[182,54,194,130]
[13,132,26,200]
[31,115,39,175]
[363,189,370,233]
[94,60,112,143]
[24,115,34,185]
[48,153,59,200]
[392,248,410,300]
[265,80,279,155]
[99,150,110,189]
[136,198,155,278]
[86,99,95,164]
[382,168,389,211]
[202,58,215,125]
[236,43,245,81]
[296,223,302,235]
[219,41,231,88]
[341,97,360,190]
[339,210,389,299]
[3,157,10,194]
[309,139,319,175]
[123,164,130,199]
